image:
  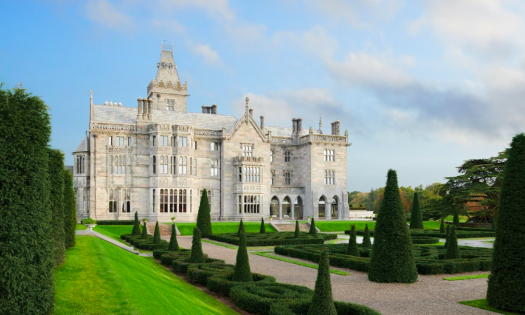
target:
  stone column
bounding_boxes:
[137,97,143,118]
[147,98,153,120]
[290,199,295,220]
[142,99,147,120]
[278,200,283,220]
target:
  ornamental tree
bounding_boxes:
[168,224,179,251]
[453,209,460,228]
[49,148,66,266]
[309,218,317,235]
[409,192,423,229]
[307,248,337,315]
[189,227,205,263]
[439,218,445,233]
[141,221,148,239]
[362,224,372,248]
[196,189,212,237]
[259,217,266,233]
[347,225,358,256]
[232,230,252,282]
[132,211,141,235]
[294,220,300,238]
[153,221,161,244]
[237,219,245,237]
[368,169,418,283]
[444,227,461,260]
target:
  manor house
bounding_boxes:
[73,43,351,222]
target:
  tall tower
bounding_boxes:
[147,41,189,112]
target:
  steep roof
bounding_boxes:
[265,126,311,137]
[74,135,89,152]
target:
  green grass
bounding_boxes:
[76,223,87,230]
[459,299,522,315]
[252,251,350,276]
[54,236,238,315]
[93,225,137,245]
[173,222,276,235]
[443,274,489,281]
[313,220,376,232]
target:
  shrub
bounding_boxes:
[196,189,212,236]
[453,209,460,228]
[189,227,205,263]
[362,224,371,249]
[187,262,234,285]
[49,148,66,266]
[233,230,252,282]
[172,256,224,274]
[444,225,450,248]
[308,248,337,315]
[63,169,76,249]
[96,220,135,225]
[294,220,300,238]
[439,218,445,233]
[487,133,525,313]
[153,221,161,244]
[347,225,358,256]
[132,212,141,235]
[208,232,336,247]
[237,219,245,236]
[444,227,461,260]
[409,192,423,229]
[260,217,266,233]
[368,169,417,283]
[141,221,148,239]
[207,271,276,296]
[0,86,54,315]
[168,224,179,251]
[411,237,439,244]
[309,218,317,235]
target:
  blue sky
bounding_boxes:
[2,0,524,192]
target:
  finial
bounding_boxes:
[245,96,250,107]
[319,117,323,134]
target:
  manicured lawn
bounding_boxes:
[54,236,238,315]
[93,225,139,244]
[174,222,276,235]
[459,299,521,315]
[314,220,376,232]
[76,223,87,230]
[443,274,489,281]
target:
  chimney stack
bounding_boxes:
[331,121,340,135]
[260,115,265,130]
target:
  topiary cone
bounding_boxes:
[232,230,252,282]
[439,218,445,233]
[237,219,245,237]
[409,192,423,229]
[368,169,418,283]
[453,209,461,228]
[347,225,358,256]
[444,226,461,260]
[307,248,337,315]
[152,221,161,244]
[132,211,141,235]
[309,218,317,235]
[294,220,300,238]
[362,224,372,248]
[260,217,266,233]
[189,227,205,263]
[196,189,212,237]
[444,224,450,249]
[487,133,525,313]
[168,223,179,251]
[141,221,148,239]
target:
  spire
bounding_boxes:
[319,116,323,134]
[155,40,180,85]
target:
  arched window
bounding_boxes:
[331,196,339,218]
[282,196,291,217]
[270,196,279,217]
[318,196,326,218]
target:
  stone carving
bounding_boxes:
[92,123,136,131]
[195,129,222,137]
[271,137,292,144]
[271,187,305,194]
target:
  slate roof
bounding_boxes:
[265,126,311,137]
[74,135,89,152]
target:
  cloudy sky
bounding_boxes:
[2,0,524,192]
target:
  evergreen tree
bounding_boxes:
[0,86,55,314]
[259,217,266,233]
[196,189,212,237]
[168,224,179,251]
[141,221,148,239]
[487,133,525,313]
[153,221,161,244]
[48,148,66,266]
[444,227,461,260]
[347,225,358,256]
[63,169,76,248]
[189,227,205,263]
[237,219,245,237]
[444,225,450,248]
[439,218,445,233]
[307,248,337,315]
[409,192,424,229]
[132,211,141,235]
[453,209,461,228]
[309,218,317,235]
[368,169,418,283]
[294,220,300,238]
[232,230,252,282]
[362,224,372,248]
[491,219,496,230]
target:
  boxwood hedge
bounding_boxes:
[97,220,135,225]
[187,262,235,285]
[207,271,276,296]
[348,229,495,239]
[207,231,337,246]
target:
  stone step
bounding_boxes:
[272,223,311,232]
[146,223,173,236]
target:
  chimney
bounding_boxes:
[297,118,302,134]
[292,118,297,134]
[211,104,217,114]
[260,115,265,130]
[202,105,206,113]
[137,97,143,116]
[331,121,340,135]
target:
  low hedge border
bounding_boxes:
[411,237,440,244]
[207,232,337,247]
[275,244,492,275]
[187,262,235,285]
[207,270,276,296]
[347,229,495,239]
[172,257,224,274]
[97,220,135,225]
[121,234,169,250]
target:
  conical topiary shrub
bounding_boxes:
[307,248,337,315]
[444,224,450,248]
[453,209,460,228]
[168,224,179,251]
[141,221,148,239]
[196,189,212,237]
[362,224,372,248]
[232,230,252,282]
[309,218,317,235]
[153,221,161,244]
[347,225,358,256]
[189,227,205,263]
[439,218,445,233]
[294,220,300,238]
[491,219,496,230]
[368,169,418,283]
[409,192,423,229]
[132,211,141,235]
[487,133,525,313]
[444,227,461,260]
[260,217,266,233]
[237,219,245,237]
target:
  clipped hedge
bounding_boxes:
[207,271,276,296]
[187,262,235,285]
[208,232,336,247]
[97,220,135,225]
[411,237,439,244]
[120,233,168,250]
[348,229,495,239]
[172,256,224,274]
[275,243,492,275]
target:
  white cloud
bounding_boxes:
[192,44,223,67]
[85,0,134,31]
[273,25,339,59]
[151,19,185,35]
[157,0,234,21]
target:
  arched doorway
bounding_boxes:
[270,196,279,218]
[319,196,326,219]
[282,196,291,218]
[331,196,339,218]
[294,196,303,219]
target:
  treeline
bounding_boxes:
[0,86,76,314]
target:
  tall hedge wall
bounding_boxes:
[48,148,66,266]
[63,169,76,248]
[0,87,55,314]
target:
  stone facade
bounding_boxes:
[73,44,352,222]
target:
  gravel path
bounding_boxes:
[174,236,496,315]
